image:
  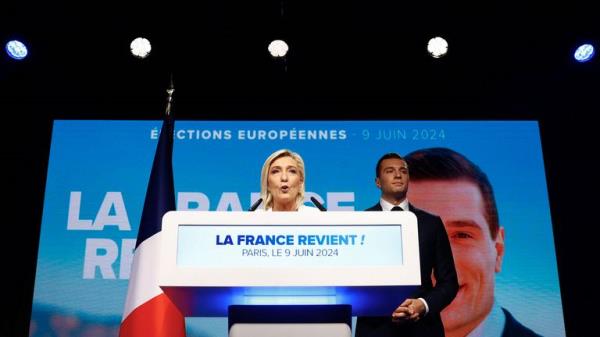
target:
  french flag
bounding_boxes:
[119,116,186,337]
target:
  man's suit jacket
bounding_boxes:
[502,308,542,337]
[355,203,459,337]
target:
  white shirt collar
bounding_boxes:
[379,198,409,212]
[465,301,506,337]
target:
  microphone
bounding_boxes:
[248,198,263,211]
[310,196,327,211]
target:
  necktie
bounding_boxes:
[391,206,403,211]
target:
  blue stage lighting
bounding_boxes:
[5,40,28,60]
[574,44,595,63]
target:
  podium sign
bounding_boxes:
[159,211,420,316]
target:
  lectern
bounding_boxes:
[158,211,420,336]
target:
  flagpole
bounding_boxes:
[165,73,174,116]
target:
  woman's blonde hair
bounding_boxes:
[260,149,306,210]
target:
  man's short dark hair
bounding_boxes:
[375,153,406,178]
[404,148,500,239]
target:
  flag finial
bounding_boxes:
[165,73,174,116]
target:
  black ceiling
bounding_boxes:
[2,0,598,119]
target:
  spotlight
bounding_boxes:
[268,40,289,58]
[5,40,28,60]
[130,37,151,59]
[574,43,595,63]
[427,37,448,59]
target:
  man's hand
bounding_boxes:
[391,298,425,322]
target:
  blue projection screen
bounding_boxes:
[31,120,564,337]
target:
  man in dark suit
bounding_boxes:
[356,153,459,337]
[405,148,542,337]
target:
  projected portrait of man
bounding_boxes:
[405,147,542,337]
